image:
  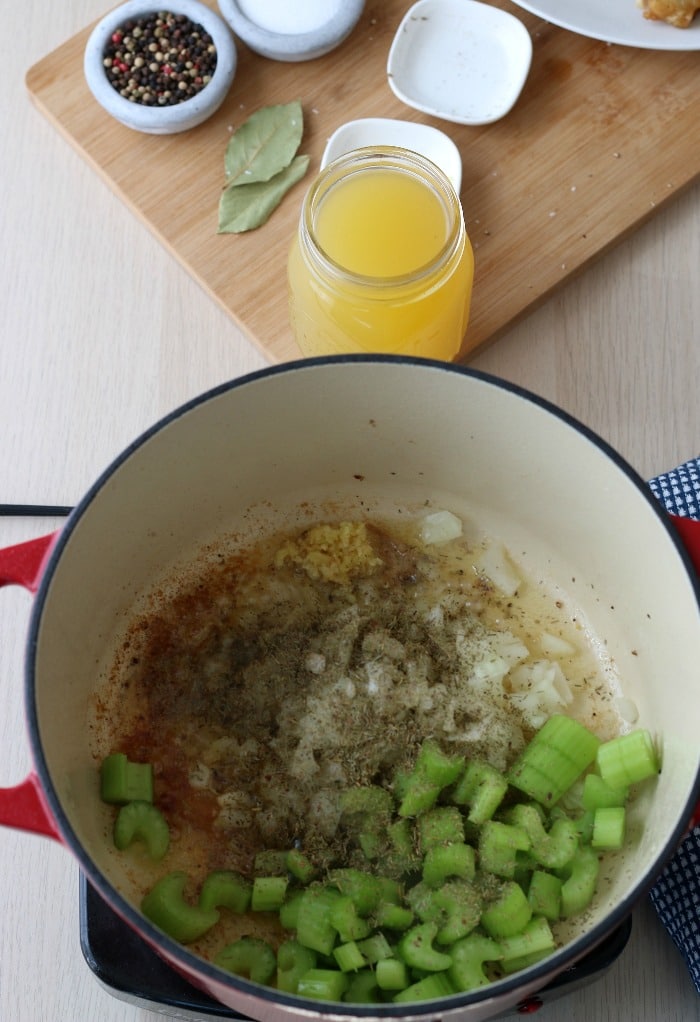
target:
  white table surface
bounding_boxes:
[1,3,699,1020]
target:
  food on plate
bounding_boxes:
[90,512,658,999]
[638,0,700,27]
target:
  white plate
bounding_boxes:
[387,0,532,126]
[321,118,463,192]
[510,0,700,49]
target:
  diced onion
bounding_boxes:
[476,543,521,597]
[420,510,463,545]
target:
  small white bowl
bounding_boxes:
[84,0,237,134]
[387,0,533,126]
[321,118,463,193]
[217,0,365,62]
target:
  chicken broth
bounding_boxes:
[89,510,627,961]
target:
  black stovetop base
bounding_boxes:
[79,873,632,1020]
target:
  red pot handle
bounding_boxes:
[0,531,62,840]
[670,514,700,576]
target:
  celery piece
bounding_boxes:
[297,968,350,1001]
[500,946,555,974]
[141,872,219,943]
[377,877,402,903]
[254,849,289,876]
[478,820,531,879]
[357,932,393,963]
[582,773,629,812]
[251,876,288,912]
[199,870,252,914]
[498,916,555,962]
[596,729,659,789]
[100,753,154,805]
[423,842,476,888]
[333,940,367,973]
[374,901,415,931]
[328,869,382,915]
[376,958,410,991]
[505,804,578,870]
[279,889,304,930]
[343,968,382,1003]
[452,760,508,825]
[508,715,600,808]
[527,870,562,921]
[591,806,626,850]
[113,800,169,860]
[432,880,481,944]
[480,881,533,939]
[276,939,317,994]
[559,845,600,918]
[215,937,277,985]
[387,817,420,874]
[397,922,452,972]
[398,777,441,818]
[296,887,342,956]
[392,971,454,1003]
[405,880,443,923]
[448,933,503,992]
[286,849,317,884]
[330,895,371,942]
[418,807,465,851]
[416,740,464,788]
[340,786,393,816]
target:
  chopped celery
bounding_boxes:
[397,921,452,972]
[509,715,600,807]
[286,849,317,884]
[215,937,276,984]
[505,804,578,870]
[328,869,382,915]
[449,933,503,991]
[297,968,349,1001]
[279,889,304,930]
[141,872,219,943]
[432,880,481,944]
[296,887,341,956]
[330,895,371,942]
[333,940,367,972]
[113,801,169,860]
[276,939,317,994]
[596,729,659,789]
[357,932,393,963]
[452,760,508,824]
[478,820,531,879]
[343,968,382,1003]
[392,971,454,1003]
[480,881,532,939]
[199,870,251,914]
[582,773,628,811]
[373,901,414,930]
[423,842,475,888]
[591,806,626,850]
[498,916,555,962]
[100,752,154,805]
[251,876,288,912]
[527,870,562,921]
[559,845,600,918]
[419,806,465,850]
[376,958,410,991]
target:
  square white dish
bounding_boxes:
[387,0,533,126]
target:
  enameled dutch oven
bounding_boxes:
[1,357,699,1021]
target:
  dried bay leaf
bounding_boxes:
[218,155,310,234]
[224,100,304,187]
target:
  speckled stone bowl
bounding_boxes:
[84,0,237,134]
[217,0,365,61]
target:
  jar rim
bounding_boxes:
[299,145,465,290]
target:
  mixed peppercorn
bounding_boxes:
[103,11,217,106]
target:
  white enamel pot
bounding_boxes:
[1,356,699,1021]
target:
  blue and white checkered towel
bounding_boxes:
[648,456,700,994]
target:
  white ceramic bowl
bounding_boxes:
[217,0,365,61]
[321,118,463,193]
[84,0,237,134]
[387,0,533,126]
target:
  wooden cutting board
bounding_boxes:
[26,1,700,363]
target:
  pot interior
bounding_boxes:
[27,358,700,1012]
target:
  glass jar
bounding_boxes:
[288,146,474,360]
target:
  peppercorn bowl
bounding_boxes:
[83,0,237,134]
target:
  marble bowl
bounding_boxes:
[84,0,237,134]
[217,0,365,61]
